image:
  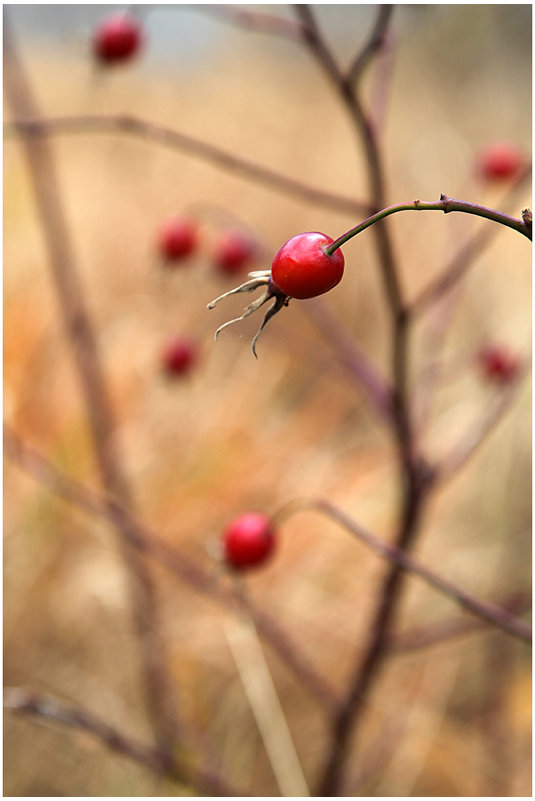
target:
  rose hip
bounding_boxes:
[93,13,143,64]
[223,513,276,570]
[158,216,198,264]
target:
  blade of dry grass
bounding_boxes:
[224,609,310,797]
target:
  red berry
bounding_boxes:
[214,230,257,276]
[158,216,198,263]
[477,344,520,384]
[477,142,524,181]
[161,336,199,377]
[270,232,345,300]
[223,513,276,570]
[93,13,143,64]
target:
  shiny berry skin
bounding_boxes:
[161,337,198,377]
[93,14,143,64]
[477,344,520,384]
[214,230,256,276]
[223,513,276,570]
[477,142,524,181]
[158,216,198,263]
[270,232,345,299]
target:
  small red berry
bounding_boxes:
[270,232,345,300]
[213,230,257,276]
[158,216,198,264]
[93,13,143,64]
[161,336,199,377]
[223,513,276,570]
[477,344,520,384]
[477,142,524,181]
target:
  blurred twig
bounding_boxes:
[433,365,529,484]
[303,297,394,421]
[3,424,339,711]
[346,5,393,85]
[3,688,248,797]
[283,498,532,643]
[410,165,532,315]
[178,3,305,39]
[389,589,532,653]
[4,22,179,763]
[4,114,369,217]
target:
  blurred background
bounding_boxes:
[4,4,532,796]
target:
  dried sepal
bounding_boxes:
[208,269,289,356]
[251,294,289,358]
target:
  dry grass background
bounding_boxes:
[3,4,532,797]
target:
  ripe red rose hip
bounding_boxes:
[270,231,345,299]
[223,513,276,570]
[477,344,520,385]
[214,230,257,276]
[477,141,524,181]
[158,216,198,264]
[93,13,143,64]
[161,336,199,377]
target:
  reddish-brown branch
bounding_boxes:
[293,7,431,794]
[4,23,179,761]
[4,114,369,217]
[180,3,305,39]
[302,500,531,643]
[4,687,248,797]
[433,367,529,484]
[303,297,394,421]
[389,589,532,653]
[346,5,393,85]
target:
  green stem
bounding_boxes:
[326,194,532,255]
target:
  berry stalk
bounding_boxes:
[326,195,532,256]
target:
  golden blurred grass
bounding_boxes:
[3,5,532,797]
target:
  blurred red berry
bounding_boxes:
[477,142,525,181]
[161,337,199,377]
[477,344,520,384]
[93,13,143,64]
[213,230,257,276]
[158,216,198,264]
[223,513,276,570]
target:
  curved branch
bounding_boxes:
[4,114,369,216]
[327,195,532,253]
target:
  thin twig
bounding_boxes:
[327,195,532,252]
[4,687,248,797]
[433,367,529,484]
[179,3,305,40]
[4,22,179,761]
[302,297,394,421]
[4,424,339,711]
[410,166,532,314]
[346,5,393,85]
[389,590,532,654]
[282,498,532,644]
[4,114,369,217]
